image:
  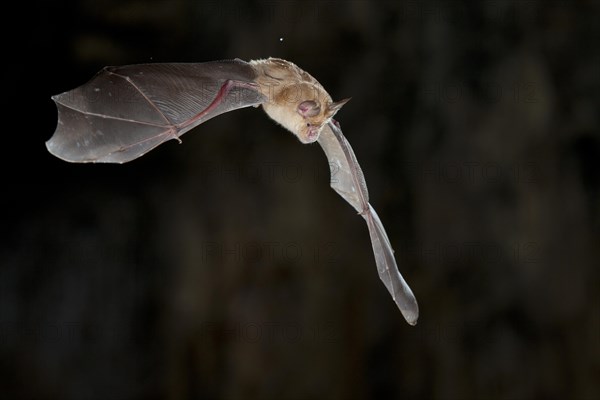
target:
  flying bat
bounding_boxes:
[46,58,419,325]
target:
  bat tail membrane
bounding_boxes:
[365,204,419,325]
[47,61,266,163]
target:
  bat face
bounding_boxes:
[261,91,350,144]
[300,99,351,143]
[261,103,331,144]
[259,82,328,143]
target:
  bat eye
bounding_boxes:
[306,123,311,127]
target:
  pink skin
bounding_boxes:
[181,79,260,130]
[298,100,323,143]
[305,125,320,142]
[298,100,320,117]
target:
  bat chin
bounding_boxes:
[298,132,319,144]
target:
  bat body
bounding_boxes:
[47,58,419,325]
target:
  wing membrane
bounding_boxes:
[318,121,419,325]
[47,60,266,163]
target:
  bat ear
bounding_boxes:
[328,97,351,115]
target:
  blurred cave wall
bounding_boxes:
[2,1,599,399]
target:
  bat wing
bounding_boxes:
[47,60,266,163]
[317,120,419,325]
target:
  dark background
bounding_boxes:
[2,0,599,399]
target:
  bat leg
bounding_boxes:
[177,80,261,131]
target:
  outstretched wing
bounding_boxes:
[317,120,419,325]
[47,60,266,163]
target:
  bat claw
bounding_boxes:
[168,127,182,144]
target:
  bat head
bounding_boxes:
[296,97,351,144]
[260,78,350,144]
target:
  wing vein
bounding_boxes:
[55,101,172,128]
[107,69,172,126]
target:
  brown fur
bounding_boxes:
[250,58,349,143]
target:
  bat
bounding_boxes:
[47,58,419,325]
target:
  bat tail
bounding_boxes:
[364,204,419,325]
